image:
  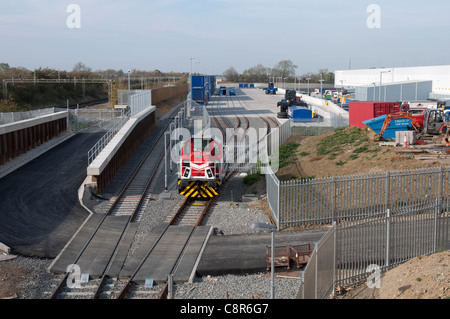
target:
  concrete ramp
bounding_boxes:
[123,226,212,284]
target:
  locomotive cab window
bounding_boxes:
[193,138,209,153]
[183,140,191,155]
[211,142,220,156]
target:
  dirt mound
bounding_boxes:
[276,127,446,181]
[335,250,450,299]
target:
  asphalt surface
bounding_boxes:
[0,128,105,258]
[197,227,329,276]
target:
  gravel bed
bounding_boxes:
[1,256,57,299]
[174,273,299,299]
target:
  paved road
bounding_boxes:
[197,227,329,276]
[0,129,105,258]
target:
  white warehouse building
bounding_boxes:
[335,65,450,101]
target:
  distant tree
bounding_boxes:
[223,67,239,82]
[272,60,298,79]
[72,62,92,73]
[0,63,10,71]
[240,64,271,83]
[0,95,20,112]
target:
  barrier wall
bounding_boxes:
[151,84,188,105]
[87,106,156,193]
[0,111,68,165]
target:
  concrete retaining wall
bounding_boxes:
[0,111,68,165]
[87,106,156,193]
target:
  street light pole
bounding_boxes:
[252,222,277,299]
[319,79,324,100]
[379,70,391,102]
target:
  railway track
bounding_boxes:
[50,104,183,299]
[115,99,239,299]
[50,92,275,300]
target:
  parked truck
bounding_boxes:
[265,82,277,95]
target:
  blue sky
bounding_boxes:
[1,0,450,75]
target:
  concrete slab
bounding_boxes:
[0,255,17,262]
[173,226,212,284]
[49,214,105,274]
[132,225,194,284]
[75,215,130,277]
[119,223,168,277]
[107,222,138,278]
[159,191,171,199]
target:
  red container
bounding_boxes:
[349,101,400,129]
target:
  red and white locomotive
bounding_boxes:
[178,134,225,198]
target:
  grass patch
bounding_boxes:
[243,171,261,185]
[279,142,300,168]
[353,146,369,154]
[299,151,309,157]
[335,161,346,166]
[317,127,368,156]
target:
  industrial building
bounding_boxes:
[335,65,450,102]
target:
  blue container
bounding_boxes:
[192,88,205,102]
[191,75,204,88]
[249,84,255,88]
[239,84,244,88]
[244,84,249,88]
[362,114,414,139]
[288,106,313,122]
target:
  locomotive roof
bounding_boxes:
[191,134,222,144]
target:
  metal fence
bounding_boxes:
[279,167,450,228]
[87,90,153,165]
[67,108,123,132]
[297,223,336,299]
[0,107,58,125]
[297,205,449,298]
[336,205,449,288]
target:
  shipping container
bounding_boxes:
[249,84,255,88]
[288,106,313,122]
[349,101,400,129]
[239,84,244,88]
[191,75,205,88]
[192,88,205,102]
[244,84,249,88]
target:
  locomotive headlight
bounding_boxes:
[205,168,214,179]
[183,167,191,179]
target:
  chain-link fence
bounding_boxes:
[0,107,58,125]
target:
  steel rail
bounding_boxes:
[117,97,236,299]
[50,102,185,299]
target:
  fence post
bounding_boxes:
[435,167,443,252]
[386,208,390,269]
[314,243,318,299]
[332,221,336,297]
[332,177,336,223]
[384,171,390,213]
